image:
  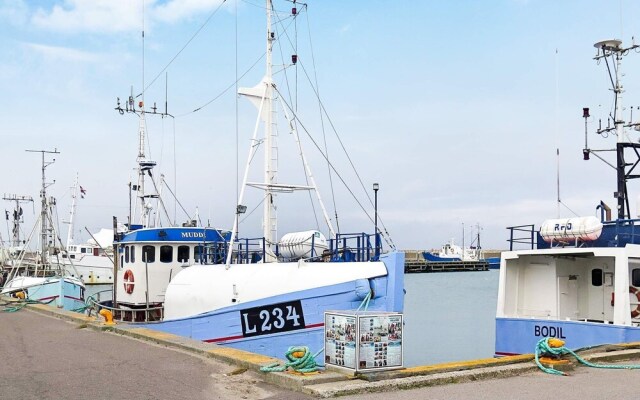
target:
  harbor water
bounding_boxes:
[403,270,499,367]
[87,270,500,368]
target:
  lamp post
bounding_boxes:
[373,183,379,259]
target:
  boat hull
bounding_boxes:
[135,251,404,362]
[494,317,640,356]
[1,276,85,311]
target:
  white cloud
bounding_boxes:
[31,0,143,33]
[0,0,28,25]
[28,0,224,34]
[154,0,225,24]
[24,42,104,63]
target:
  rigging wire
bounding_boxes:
[142,0,228,96]
[175,53,266,117]
[294,60,395,248]
[304,5,340,233]
[272,86,395,249]
[272,5,320,231]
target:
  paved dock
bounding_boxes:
[0,310,310,400]
[4,304,640,399]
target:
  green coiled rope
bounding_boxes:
[260,290,372,374]
[535,337,640,376]
[260,346,323,374]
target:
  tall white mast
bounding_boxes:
[263,0,277,248]
[66,173,79,247]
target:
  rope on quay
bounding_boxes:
[260,346,323,374]
[535,337,640,376]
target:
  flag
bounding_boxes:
[80,186,87,199]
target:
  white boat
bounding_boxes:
[53,175,114,285]
[93,0,404,363]
[422,239,480,262]
[495,39,640,356]
[1,149,85,310]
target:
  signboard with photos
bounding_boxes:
[324,311,403,373]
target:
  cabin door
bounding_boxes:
[588,267,612,322]
[557,276,578,319]
[602,272,614,322]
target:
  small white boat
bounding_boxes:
[52,175,114,285]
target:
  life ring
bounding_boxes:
[630,286,640,318]
[123,269,135,294]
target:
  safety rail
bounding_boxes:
[189,231,382,264]
[85,289,164,323]
[507,224,536,251]
[328,232,381,262]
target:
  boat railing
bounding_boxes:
[192,231,383,264]
[506,224,536,251]
[85,289,164,323]
[600,218,640,247]
[328,232,381,262]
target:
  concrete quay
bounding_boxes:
[5,302,640,399]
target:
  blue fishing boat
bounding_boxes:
[1,149,85,311]
[94,0,404,363]
[495,39,640,356]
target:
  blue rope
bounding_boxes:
[357,290,372,312]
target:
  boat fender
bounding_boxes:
[123,269,135,294]
[370,278,386,299]
[99,309,115,325]
[630,286,640,318]
[355,279,371,300]
[15,291,26,300]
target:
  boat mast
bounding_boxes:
[2,194,33,248]
[589,39,640,220]
[26,148,59,265]
[65,173,79,247]
[263,0,276,248]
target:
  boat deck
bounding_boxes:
[404,259,489,273]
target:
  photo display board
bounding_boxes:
[324,311,403,373]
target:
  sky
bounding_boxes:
[2,0,640,251]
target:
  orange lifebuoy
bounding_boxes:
[123,269,135,294]
[630,286,640,318]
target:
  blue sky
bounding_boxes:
[2,0,640,250]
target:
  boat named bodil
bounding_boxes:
[495,39,640,356]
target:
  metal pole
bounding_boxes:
[373,183,379,259]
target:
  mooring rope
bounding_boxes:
[260,346,323,374]
[535,337,640,375]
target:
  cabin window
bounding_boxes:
[81,247,87,254]
[591,268,603,287]
[160,245,173,263]
[125,246,130,263]
[142,245,155,263]
[633,269,640,287]
[194,245,202,263]
[130,246,135,263]
[177,246,189,263]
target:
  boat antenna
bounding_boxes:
[2,194,33,248]
[556,148,560,218]
[25,148,59,265]
[587,38,640,219]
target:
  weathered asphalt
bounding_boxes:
[5,305,640,399]
[0,310,311,400]
[339,366,640,400]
